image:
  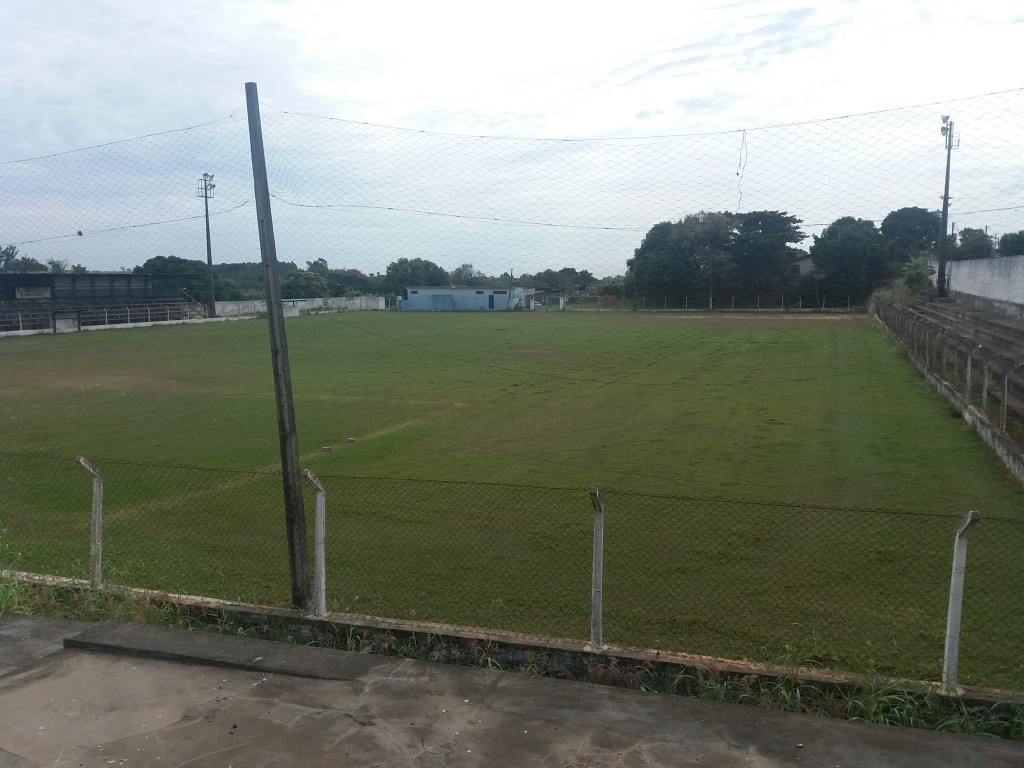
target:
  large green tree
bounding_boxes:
[135,255,212,303]
[521,267,592,294]
[385,257,448,294]
[281,270,329,299]
[7,256,48,272]
[628,211,801,305]
[448,263,486,287]
[306,258,331,277]
[953,228,994,261]
[331,268,375,297]
[0,244,16,270]
[998,231,1024,256]
[628,219,699,303]
[728,211,804,300]
[213,261,298,297]
[807,217,885,302]
[880,207,940,261]
[2,244,47,272]
[214,278,245,301]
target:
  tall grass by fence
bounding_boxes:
[2,451,1022,691]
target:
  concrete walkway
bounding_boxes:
[0,613,1020,767]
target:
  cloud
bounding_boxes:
[613,5,843,93]
[1,0,1022,279]
[674,94,738,113]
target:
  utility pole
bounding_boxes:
[196,173,217,317]
[936,116,956,298]
[244,81,311,610]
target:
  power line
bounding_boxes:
[9,200,252,246]
[268,195,647,232]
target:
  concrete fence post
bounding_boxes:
[943,511,981,695]
[982,361,991,412]
[1000,364,1023,433]
[588,486,605,650]
[76,457,103,588]
[303,469,327,617]
[965,350,974,405]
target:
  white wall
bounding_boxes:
[929,255,1024,317]
[216,295,385,318]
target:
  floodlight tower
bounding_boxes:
[197,173,217,316]
[936,116,956,297]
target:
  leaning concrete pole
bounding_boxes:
[245,81,311,610]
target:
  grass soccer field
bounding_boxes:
[3,310,1024,686]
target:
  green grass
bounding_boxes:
[2,311,1024,687]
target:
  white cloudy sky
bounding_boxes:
[4,0,1020,156]
[2,0,1022,276]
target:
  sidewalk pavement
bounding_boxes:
[0,612,1020,767]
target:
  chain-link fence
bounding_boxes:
[3,451,1022,690]
[2,88,1022,312]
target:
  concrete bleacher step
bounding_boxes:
[910,301,1024,359]
[904,299,1024,425]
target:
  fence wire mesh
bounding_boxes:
[3,452,1022,690]
[3,89,1024,693]
[1,88,1022,310]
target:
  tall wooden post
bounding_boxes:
[245,81,311,610]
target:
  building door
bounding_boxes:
[488,294,495,310]
[430,294,455,311]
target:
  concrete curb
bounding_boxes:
[63,620,383,682]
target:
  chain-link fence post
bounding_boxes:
[943,511,981,695]
[1000,363,1022,433]
[982,353,999,414]
[588,486,604,649]
[303,469,327,617]
[76,456,103,588]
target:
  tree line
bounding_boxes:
[4,210,1024,307]
[627,208,1024,306]
[0,248,605,307]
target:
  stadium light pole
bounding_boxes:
[197,173,217,317]
[936,116,955,298]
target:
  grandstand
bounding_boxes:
[0,272,205,335]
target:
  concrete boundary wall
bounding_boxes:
[0,316,234,339]
[930,255,1024,319]
[0,297,383,339]
[216,295,385,318]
